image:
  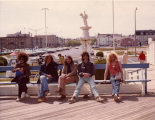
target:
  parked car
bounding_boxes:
[90,50,94,55]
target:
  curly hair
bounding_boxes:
[107,52,118,63]
[64,56,74,65]
[17,52,29,63]
[44,54,54,65]
[81,51,90,61]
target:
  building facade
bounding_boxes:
[121,37,138,47]
[97,33,122,46]
[37,35,59,47]
[136,30,155,46]
[0,31,43,49]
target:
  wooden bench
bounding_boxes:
[0,63,151,96]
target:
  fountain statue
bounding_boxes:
[79,11,92,52]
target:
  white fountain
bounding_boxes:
[79,11,93,52]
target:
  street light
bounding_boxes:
[135,7,137,56]
[112,0,115,51]
[42,8,49,50]
[24,28,43,49]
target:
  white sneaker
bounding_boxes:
[21,92,25,99]
[16,97,21,102]
[96,97,104,102]
[25,93,30,98]
[68,98,76,103]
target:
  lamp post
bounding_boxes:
[135,7,137,56]
[42,8,49,50]
[24,28,43,49]
[112,0,115,51]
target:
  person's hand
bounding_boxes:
[103,80,106,83]
[46,74,53,78]
[16,68,20,71]
[122,79,125,84]
[62,74,67,78]
[83,73,89,78]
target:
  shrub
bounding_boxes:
[96,51,104,57]
[94,58,110,80]
[0,60,4,66]
[0,56,8,66]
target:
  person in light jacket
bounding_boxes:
[55,56,79,100]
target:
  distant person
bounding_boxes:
[122,51,128,80]
[122,51,128,64]
[68,51,104,103]
[38,54,44,67]
[103,52,125,102]
[12,52,31,102]
[55,56,79,100]
[138,51,145,63]
[37,55,59,102]
[58,54,64,64]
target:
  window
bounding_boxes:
[141,32,143,35]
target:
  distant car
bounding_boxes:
[90,50,94,55]
[75,47,79,49]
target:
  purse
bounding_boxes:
[114,61,122,80]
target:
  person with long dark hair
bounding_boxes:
[68,51,104,103]
[55,56,79,100]
[12,52,31,102]
[38,54,58,102]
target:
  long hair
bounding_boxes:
[44,54,54,65]
[17,52,29,63]
[64,56,74,65]
[81,51,90,61]
[107,52,118,63]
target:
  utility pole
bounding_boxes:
[112,0,115,51]
[42,8,49,50]
[135,7,137,56]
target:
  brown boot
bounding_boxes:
[45,90,50,96]
[55,88,62,94]
[58,95,66,100]
[38,97,46,102]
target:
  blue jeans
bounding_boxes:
[40,75,52,97]
[73,77,99,99]
[110,75,121,95]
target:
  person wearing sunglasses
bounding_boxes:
[12,52,31,102]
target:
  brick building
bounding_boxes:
[121,37,138,47]
[0,31,43,49]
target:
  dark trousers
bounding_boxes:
[17,76,28,97]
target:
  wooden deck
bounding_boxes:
[0,93,155,120]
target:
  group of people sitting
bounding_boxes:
[12,51,125,103]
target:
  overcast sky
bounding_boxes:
[0,0,155,38]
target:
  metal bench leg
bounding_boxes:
[142,82,145,96]
[37,84,40,97]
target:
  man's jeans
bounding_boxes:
[73,77,99,99]
[40,75,52,97]
[110,75,121,95]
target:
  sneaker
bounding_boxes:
[96,97,104,102]
[58,95,66,100]
[68,98,76,103]
[16,97,21,102]
[25,93,30,98]
[46,91,50,96]
[38,97,46,102]
[21,92,25,99]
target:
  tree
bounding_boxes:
[90,38,97,45]
[65,40,81,47]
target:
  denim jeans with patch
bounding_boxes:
[110,75,121,95]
